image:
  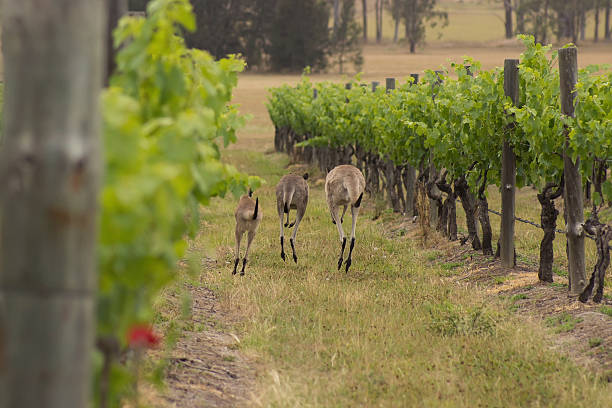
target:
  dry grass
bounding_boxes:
[183,149,612,406]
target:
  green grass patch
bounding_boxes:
[600,305,612,318]
[589,338,603,348]
[510,293,528,302]
[493,276,509,285]
[546,313,583,333]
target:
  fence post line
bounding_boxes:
[559,46,586,296]
[410,73,419,84]
[501,59,519,268]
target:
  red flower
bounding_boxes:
[127,324,161,348]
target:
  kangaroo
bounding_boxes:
[276,173,309,263]
[233,190,262,275]
[325,165,365,273]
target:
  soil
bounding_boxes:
[386,217,612,380]
[143,283,257,407]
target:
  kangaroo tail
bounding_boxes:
[354,192,363,208]
[283,186,295,214]
[252,197,259,220]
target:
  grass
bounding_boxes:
[510,293,528,302]
[600,305,612,317]
[589,338,604,348]
[177,145,612,406]
[546,313,583,334]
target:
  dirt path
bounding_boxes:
[147,284,256,407]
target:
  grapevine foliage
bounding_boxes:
[268,36,611,199]
[97,0,258,403]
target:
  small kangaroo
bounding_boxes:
[233,189,262,275]
[325,165,365,273]
[276,173,309,263]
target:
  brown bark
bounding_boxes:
[504,0,513,38]
[362,0,368,42]
[427,168,446,234]
[595,1,600,42]
[580,214,612,303]
[537,180,563,283]
[437,176,457,241]
[403,164,416,216]
[478,170,493,256]
[605,0,611,40]
[0,0,105,406]
[454,176,482,250]
[383,158,401,212]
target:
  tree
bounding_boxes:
[388,0,403,42]
[605,0,611,39]
[331,0,364,73]
[0,0,104,406]
[504,0,513,38]
[595,0,601,42]
[269,0,330,71]
[362,0,368,41]
[400,0,448,53]
[375,0,385,43]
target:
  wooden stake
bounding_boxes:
[559,46,586,295]
[501,59,518,268]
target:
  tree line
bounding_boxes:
[128,1,611,72]
[501,0,612,44]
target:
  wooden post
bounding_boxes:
[385,78,395,92]
[372,81,380,92]
[410,73,419,84]
[0,1,104,407]
[313,88,318,99]
[559,46,586,296]
[501,59,518,268]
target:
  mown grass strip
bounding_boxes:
[189,149,611,407]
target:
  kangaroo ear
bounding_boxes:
[303,173,309,180]
[248,188,253,197]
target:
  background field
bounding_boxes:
[359,0,607,45]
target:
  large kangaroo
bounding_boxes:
[325,165,365,273]
[233,190,262,275]
[276,173,309,263]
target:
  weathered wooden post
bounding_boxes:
[385,77,395,91]
[559,46,586,296]
[0,0,104,407]
[501,59,519,268]
[372,81,380,92]
[410,73,419,84]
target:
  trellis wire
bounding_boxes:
[453,197,595,241]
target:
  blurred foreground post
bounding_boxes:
[0,0,105,406]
